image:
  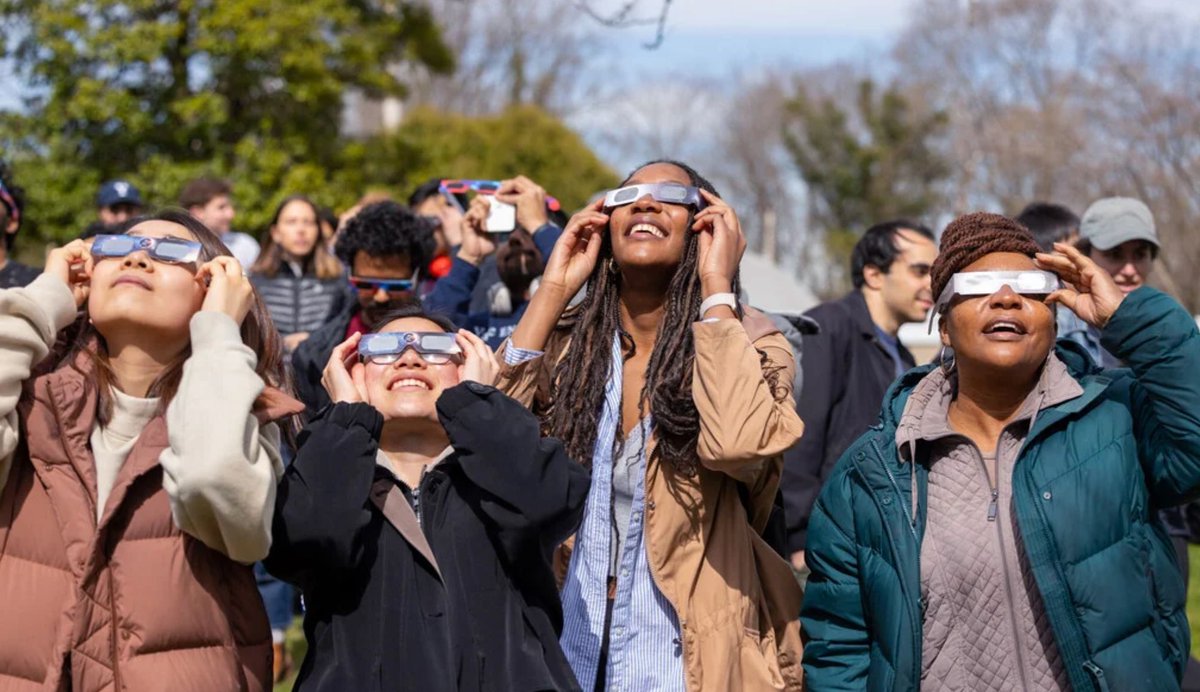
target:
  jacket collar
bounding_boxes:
[894,353,1084,455]
[841,290,916,364]
[842,290,881,338]
[879,339,1111,452]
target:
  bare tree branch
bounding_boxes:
[575,0,674,49]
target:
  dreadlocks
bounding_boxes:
[543,160,743,476]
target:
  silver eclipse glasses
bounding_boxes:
[603,182,706,209]
[358,331,462,365]
[928,270,1061,332]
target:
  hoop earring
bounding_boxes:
[606,257,619,277]
[938,345,956,376]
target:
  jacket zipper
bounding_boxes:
[1083,660,1108,691]
[977,446,1031,691]
[413,467,430,527]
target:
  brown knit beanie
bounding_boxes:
[930,212,1043,301]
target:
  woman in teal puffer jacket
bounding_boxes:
[801,213,1200,692]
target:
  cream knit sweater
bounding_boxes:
[0,273,284,563]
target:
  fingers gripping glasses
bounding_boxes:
[358,331,462,365]
[438,179,562,212]
[928,270,1062,332]
[603,182,706,210]
[91,234,203,264]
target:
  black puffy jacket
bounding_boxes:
[265,383,590,691]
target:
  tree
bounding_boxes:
[892,0,1200,309]
[783,78,949,294]
[0,0,453,245]
[404,0,603,116]
[339,105,619,217]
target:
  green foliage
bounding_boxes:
[784,79,949,290]
[340,106,620,215]
[0,3,617,259]
[0,0,454,246]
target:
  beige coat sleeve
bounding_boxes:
[495,339,554,410]
[0,274,79,496]
[692,318,804,483]
[159,311,285,564]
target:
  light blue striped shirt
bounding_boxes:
[507,334,685,691]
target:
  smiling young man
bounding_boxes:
[266,308,588,691]
[291,201,436,414]
[782,220,938,575]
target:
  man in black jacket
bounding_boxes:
[783,220,937,575]
[266,305,589,691]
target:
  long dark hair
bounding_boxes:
[59,209,294,430]
[543,160,747,476]
[250,194,343,279]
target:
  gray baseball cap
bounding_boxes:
[1080,197,1158,251]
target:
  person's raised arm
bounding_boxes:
[440,330,589,549]
[506,198,607,353]
[1037,243,1200,502]
[425,197,494,326]
[0,241,88,495]
[690,190,804,479]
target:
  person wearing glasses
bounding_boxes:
[0,211,302,690]
[801,213,1200,691]
[782,220,938,581]
[249,195,352,354]
[291,200,435,415]
[265,306,589,691]
[500,160,805,690]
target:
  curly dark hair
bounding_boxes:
[542,160,760,476]
[334,200,437,273]
[0,160,27,250]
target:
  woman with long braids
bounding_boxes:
[0,210,301,690]
[500,160,805,691]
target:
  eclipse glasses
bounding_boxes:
[928,270,1062,332]
[358,331,462,365]
[439,179,562,212]
[603,182,706,210]
[91,234,203,264]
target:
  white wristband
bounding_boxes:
[699,292,737,319]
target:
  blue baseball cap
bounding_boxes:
[97,180,143,209]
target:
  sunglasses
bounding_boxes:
[349,270,420,294]
[929,270,1061,331]
[603,182,706,210]
[91,234,203,264]
[358,331,462,365]
[438,179,562,213]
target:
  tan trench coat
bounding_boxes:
[499,310,806,691]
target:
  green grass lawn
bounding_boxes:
[272,621,306,692]
[270,546,1200,691]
